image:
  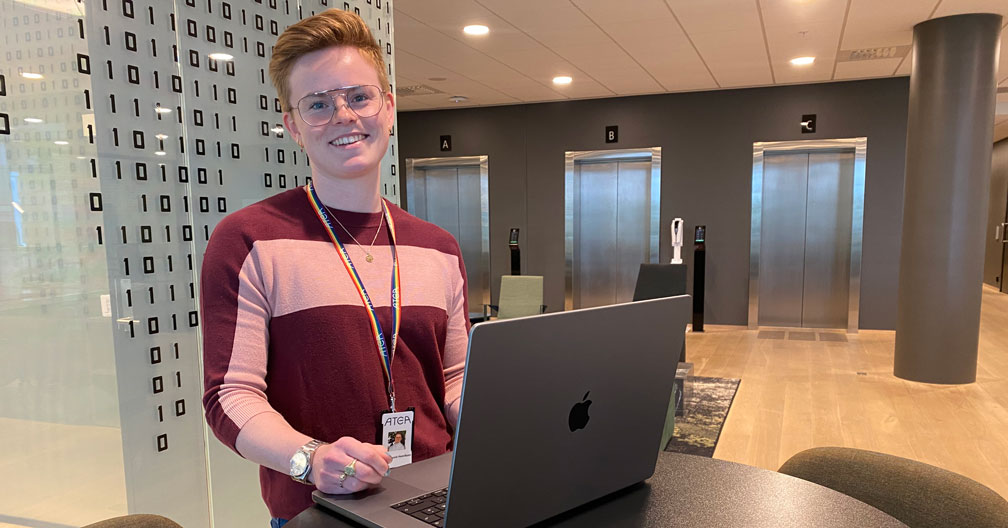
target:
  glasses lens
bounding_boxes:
[345,85,383,118]
[297,86,384,125]
[298,94,335,126]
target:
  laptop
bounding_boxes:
[312,295,691,527]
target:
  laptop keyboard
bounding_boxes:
[390,487,448,526]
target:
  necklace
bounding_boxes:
[324,205,384,263]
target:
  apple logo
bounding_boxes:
[568,391,592,432]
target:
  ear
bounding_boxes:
[282,111,300,144]
[384,90,396,132]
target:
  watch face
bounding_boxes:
[290,451,309,476]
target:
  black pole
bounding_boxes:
[509,228,521,276]
[692,225,706,332]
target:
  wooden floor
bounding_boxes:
[689,284,1008,499]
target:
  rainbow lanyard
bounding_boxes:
[305,182,402,412]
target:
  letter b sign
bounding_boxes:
[605,125,618,144]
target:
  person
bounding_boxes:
[200,9,469,526]
[388,432,406,451]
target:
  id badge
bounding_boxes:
[380,408,415,468]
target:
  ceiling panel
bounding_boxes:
[571,0,676,24]
[394,49,526,104]
[761,0,846,84]
[933,0,1008,18]
[669,0,774,87]
[474,0,596,33]
[766,21,841,84]
[895,55,912,76]
[395,0,494,27]
[835,57,904,80]
[842,0,935,49]
[541,43,661,94]
[669,0,769,32]
[602,21,718,91]
[572,0,716,91]
[689,29,774,86]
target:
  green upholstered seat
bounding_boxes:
[483,275,545,320]
[81,514,183,528]
[778,447,1008,528]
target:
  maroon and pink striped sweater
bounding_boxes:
[201,187,469,520]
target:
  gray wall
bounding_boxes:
[398,77,910,330]
[985,138,1008,288]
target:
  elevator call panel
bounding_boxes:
[694,225,706,244]
[509,228,521,275]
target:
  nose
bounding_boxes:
[330,95,358,125]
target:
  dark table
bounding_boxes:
[288,452,906,527]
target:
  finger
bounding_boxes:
[342,443,391,481]
[317,474,360,494]
[343,476,371,493]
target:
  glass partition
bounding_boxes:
[0,1,399,526]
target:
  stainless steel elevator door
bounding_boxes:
[573,159,652,309]
[759,153,809,326]
[802,152,853,327]
[406,165,488,310]
[758,151,854,328]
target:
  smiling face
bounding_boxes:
[282,45,395,183]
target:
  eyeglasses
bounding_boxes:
[295,85,385,126]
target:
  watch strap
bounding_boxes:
[291,439,323,484]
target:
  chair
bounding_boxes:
[81,514,183,528]
[482,275,545,320]
[778,447,1008,528]
[632,263,688,362]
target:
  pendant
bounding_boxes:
[366,254,374,263]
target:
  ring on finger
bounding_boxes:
[338,473,349,488]
[343,458,358,478]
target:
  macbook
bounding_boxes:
[312,295,691,527]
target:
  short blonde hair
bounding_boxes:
[269,9,389,112]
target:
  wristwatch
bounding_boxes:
[290,439,323,484]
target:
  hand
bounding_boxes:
[310,437,392,494]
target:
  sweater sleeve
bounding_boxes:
[201,218,282,452]
[442,241,470,426]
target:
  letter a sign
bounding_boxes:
[440,135,452,152]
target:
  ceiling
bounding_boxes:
[391,0,1008,139]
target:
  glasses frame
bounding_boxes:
[294,84,386,126]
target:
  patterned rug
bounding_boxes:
[663,376,741,458]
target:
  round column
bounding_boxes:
[895,13,1003,383]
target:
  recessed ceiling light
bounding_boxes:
[155,151,167,156]
[208,52,234,61]
[553,76,573,85]
[76,156,87,159]
[790,56,815,66]
[24,118,43,123]
[463,25,489,36]
[20,72,43,79]
[54,141,69,145]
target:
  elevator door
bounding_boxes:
[759,151,854,328]
[405,164,489,310]
[573,159,653,309]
